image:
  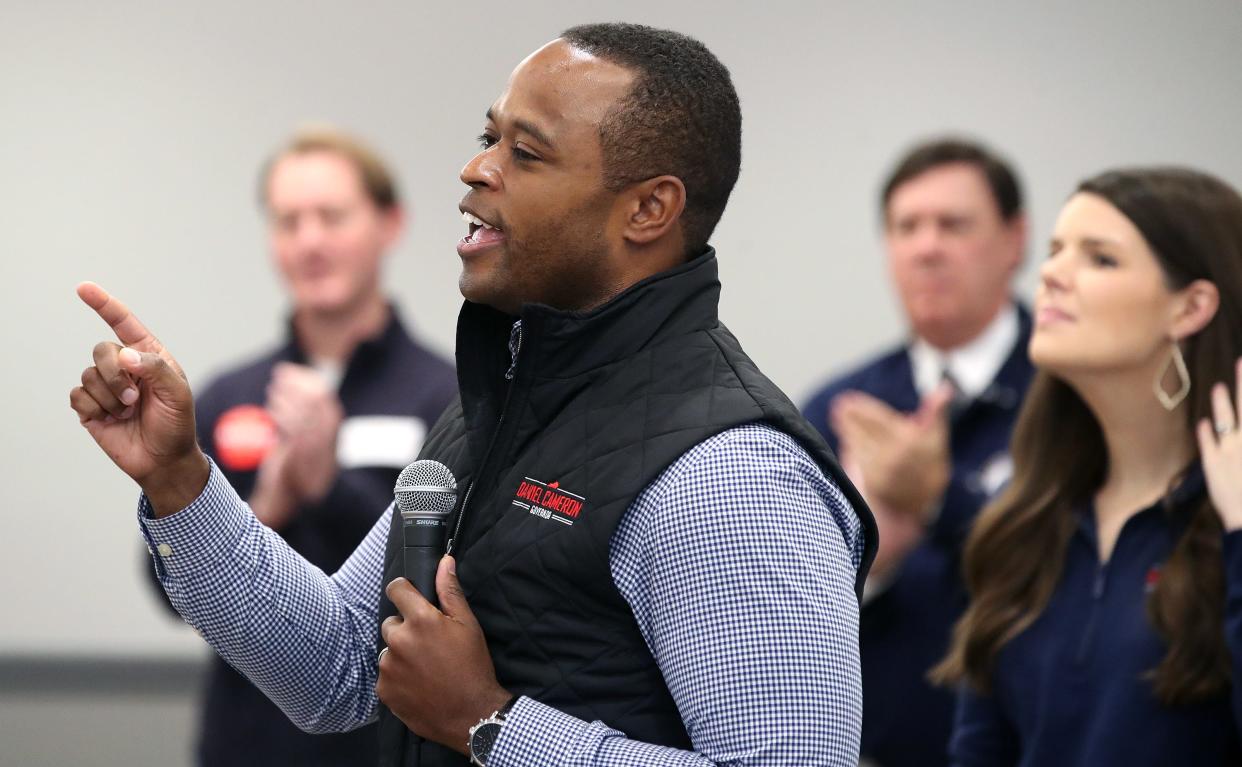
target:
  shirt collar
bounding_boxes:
[909,302,1020,400]
[505,320,522,380]
[281,302,407,387]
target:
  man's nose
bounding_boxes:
[461,147,501,190]
[294,215,328,248]
[909,224,946,261]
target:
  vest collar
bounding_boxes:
[455,249,721,387]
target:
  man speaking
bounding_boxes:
[69,23,876,766]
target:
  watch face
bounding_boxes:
[470,721,502,765]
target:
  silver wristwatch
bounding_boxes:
[468,697,518,766]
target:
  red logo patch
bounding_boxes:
[214,405,277,472]
[512,477,585,526]
[1145,565,1162,594]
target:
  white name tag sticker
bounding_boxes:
[977,453,1015,497]
[336,416,427,469]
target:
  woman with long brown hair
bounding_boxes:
[933,167,1242,766]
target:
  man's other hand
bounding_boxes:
[266,362,343,503]
[830,385,953,521]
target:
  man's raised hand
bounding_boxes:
[69,282,208,516]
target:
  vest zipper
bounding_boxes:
[446,324,523,556]
[1075,564,1107,664]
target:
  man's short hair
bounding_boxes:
[258,126,400,211]
[560,23,742,255]
[881,138,1023,222]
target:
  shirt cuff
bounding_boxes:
[490,696,598,767]
[137,458,252,581]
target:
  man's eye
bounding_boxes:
[512,146,538,162]
[477,133,497,149]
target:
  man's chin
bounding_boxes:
[458,274,519,315]
[295,288,356,316]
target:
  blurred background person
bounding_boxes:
[153,126,456,767]
[802,139,1033,767]
[935,167,1242,765]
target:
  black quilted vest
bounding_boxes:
[375,251,877,766]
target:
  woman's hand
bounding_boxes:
[1198,357,1242,531]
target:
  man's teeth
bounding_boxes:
[461,211,497,230]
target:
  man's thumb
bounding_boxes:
[119,347,187,404]
[916,382,955,426]
[435,556,475,623]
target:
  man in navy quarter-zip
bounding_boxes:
[71,23,877,767]
[802,139,1035,767]
[150,127,457,767]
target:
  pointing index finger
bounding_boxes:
[77,282,159,351]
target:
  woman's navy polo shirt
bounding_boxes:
[952,468,1242,766]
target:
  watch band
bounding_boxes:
[468,695,520,766]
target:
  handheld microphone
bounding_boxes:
[393,460,458,605]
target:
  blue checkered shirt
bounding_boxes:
[141,423,864,765]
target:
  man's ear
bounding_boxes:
[1004,212,1028,275]
[1171,278,1220,340]
[379,204,406,251]
[622,175,686,245]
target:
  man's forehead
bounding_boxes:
[489,39,634,131]
[890,166,996,214]
[268,151,366,202]
[901,165,990,197]
[514,39,603,77]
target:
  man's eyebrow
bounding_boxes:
[485,108,557,150]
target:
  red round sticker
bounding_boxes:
[214,404,277,472]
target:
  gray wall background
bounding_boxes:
[2,0,1241,762]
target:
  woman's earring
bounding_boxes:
[1154,343,1191,411]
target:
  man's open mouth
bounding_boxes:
[462,210,505,245]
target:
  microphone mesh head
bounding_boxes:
[394,460,458,517]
